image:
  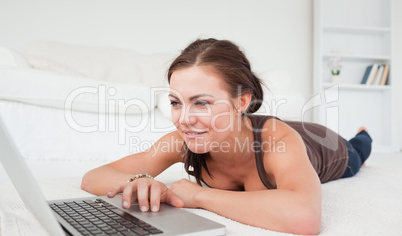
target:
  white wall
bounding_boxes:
[0,0,313,103]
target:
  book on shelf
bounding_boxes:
[360,64,390,86]
[360,65,372,84]
[379,64,390,85]
[364,64,378,85]
[372,65,384,85]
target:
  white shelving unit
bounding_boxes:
[313,0,397,153]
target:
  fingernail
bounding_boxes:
[152,206,158,212]
[123,201,129,208]
[141,206,148,212]
[107,192,112,196]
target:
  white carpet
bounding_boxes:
[0,153,402,236]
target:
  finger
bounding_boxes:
[149,183,162,212]
[131,193,138,203]
[165,190,184,208]
[137,180,150,212]
[121,184,135,209]
[107,185,124,198]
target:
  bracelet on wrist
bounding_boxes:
[127,174,154,183]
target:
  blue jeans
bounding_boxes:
[341,130,372,178]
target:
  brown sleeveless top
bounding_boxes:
[249,115,348,189]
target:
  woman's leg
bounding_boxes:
[341,128,373,178]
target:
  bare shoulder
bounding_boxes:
[259,118,306,167]
[260,118,303,147]
[259,118,315,189]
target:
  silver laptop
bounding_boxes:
[0,117,226,236]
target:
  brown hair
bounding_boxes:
[167,38,264,185]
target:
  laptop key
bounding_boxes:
[131,227,150,235]
[125,224,139,229]
[149,229,163,234]
[143,226,155,231]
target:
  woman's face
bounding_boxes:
[169,66,238,154]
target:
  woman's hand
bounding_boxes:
[107,178,184,212]
[170,179,205,209]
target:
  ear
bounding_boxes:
[234,93,252,116]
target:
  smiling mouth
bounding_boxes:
[183,131,207,138]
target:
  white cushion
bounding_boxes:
[259,91,306,121]
[258,70,305,121]
[0,47,31,68]
[156,90,172,120]
[0,67,155,115]
[260,69,291,91]
[21,41,144,85]
[23,54,87,77]
[21,41,175,87]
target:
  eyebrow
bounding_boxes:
[168,93,214,101]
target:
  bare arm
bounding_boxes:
[170,121,321,235]
[195,188,319,235]
[81,165,136,196]
[81,131,184,196]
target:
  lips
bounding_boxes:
[183,130,207,138]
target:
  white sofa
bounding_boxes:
[0,41,306,160]
[0,41,305,120]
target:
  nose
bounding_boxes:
[179,107,197,126]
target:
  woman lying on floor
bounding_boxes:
[81,38,372,235]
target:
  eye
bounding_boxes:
[194,100,209,106]
[170,101,181,107]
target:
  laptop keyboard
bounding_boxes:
[49,198,163,236]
